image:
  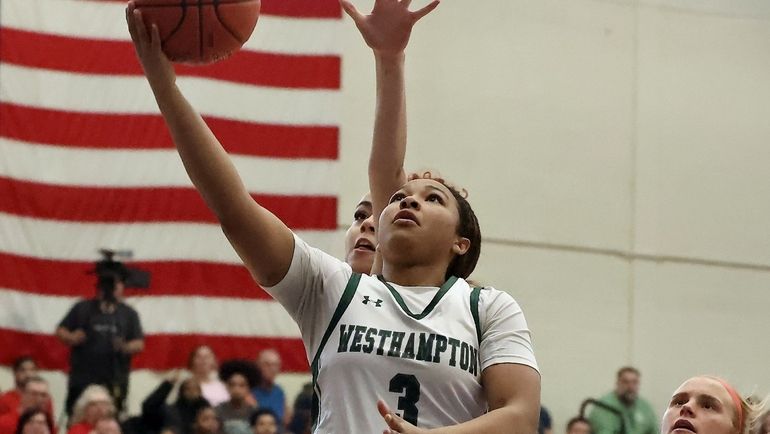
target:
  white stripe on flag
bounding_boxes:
[0,212,341,264]
[0,138,340,194]
[0,288,301,337]
[0,64,340,125]
[0,0,342,56]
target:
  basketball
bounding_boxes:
[133,0,260,64]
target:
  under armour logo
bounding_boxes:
[362,296,383,307]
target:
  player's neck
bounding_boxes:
[381,262,446,287]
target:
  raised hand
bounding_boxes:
[126,1,176,91]
[377,399,430,434]
[341,0,440,57]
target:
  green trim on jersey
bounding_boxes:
[377,275,459,320]
[311,272,362,432]
[470,287,482,344]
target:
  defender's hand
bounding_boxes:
[341,0,440,57]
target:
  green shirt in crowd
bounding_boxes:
[588,392,659,434]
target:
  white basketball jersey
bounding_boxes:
[310,273,486,433]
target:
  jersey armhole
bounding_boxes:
[309,272,361,432]
[470,287,482,344]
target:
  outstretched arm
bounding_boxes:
[126,3,293,286]
[341,0,439,230]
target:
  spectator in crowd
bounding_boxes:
[215,360,260,434]
[164,378,210,434]
[250,409,278,434]
[12,408,53,434]
[0,358,52,417]
[251,350,287,427]
[0,377,54,434]
[67,385,115,434]
[539,406,553,434]
[93,417,123,434]
[661,376,767,434]
[589,367,658,434]
[286,383,312,434]
[56,271,144,415]
[188,346,229,407]
[567,417,593,434]
[190,404,222,434]
[123,370,200,434]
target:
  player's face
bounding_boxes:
[567,421,592,434]
[257,351,281,384]
[195,408,220,434]
[21,413,50,434]
[181,378,202,401]
[94,419,121,434]
[616,371,640,403]
[85,399,113,423]
[253,414,278,434]
[378,179,466,272]
[344,194,376,274]
[191,346,217,376]
[113,281,125,300]
[23,381,50,409]
[226,373,250,402]
[661,377,738,434]
[15,360,37,388]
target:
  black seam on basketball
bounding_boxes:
[213,0,246,45]
[159,0,188,47]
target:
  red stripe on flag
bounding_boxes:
[0,28,340,90]
[0,177,338,228]
[0,329,310,372]
[0,103,339,159]
[97,0,341,19]
[0,252,271,299]
[260,0,342,18]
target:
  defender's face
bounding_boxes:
[661,377,738,434]
[344,194,376,274]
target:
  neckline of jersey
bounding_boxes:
[376,275,459,320]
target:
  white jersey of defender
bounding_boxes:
[266,234,538,433]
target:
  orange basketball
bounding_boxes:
[134,0,260,64]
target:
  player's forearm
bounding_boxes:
[151,82,253,223]
[55,327,77,346]
[123,339,145,355]
[433,405,538,434]
[369,52,408,225]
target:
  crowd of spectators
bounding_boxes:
[2,356,766,434]
[0,347,310,434]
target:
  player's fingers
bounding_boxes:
[340,0,365,24]
[150,24,162,51]
[384,413,405,431]
[132,9,149,47]
[401,0,413,8]
[412,0,440,21]
[377,399,392,418]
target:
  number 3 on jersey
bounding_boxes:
[389,373,421,425]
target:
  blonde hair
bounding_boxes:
[743,397,769,434]
[70,385,115,424]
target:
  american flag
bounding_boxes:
[0,0,344,374]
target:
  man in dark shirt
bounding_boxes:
[56,271,144,415]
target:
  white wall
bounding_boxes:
[337,0,770,432]
[3,0,768,432]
